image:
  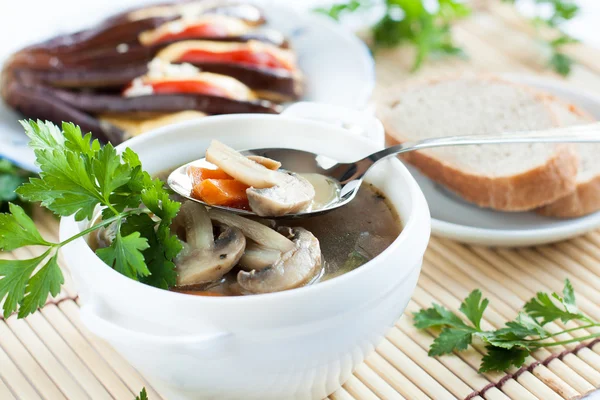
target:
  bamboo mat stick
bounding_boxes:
[553,242,600,277]
[353,363,406,400]
[58,300,164,400]
[376,340,457,399]
[534,247,600,290]
[409,288,547,400]
[4,305,88,398]
[0,377,15,400]
[385,327,475,398]
[22,311,112,399]
[40,304,133,399]
[567,237,600,263]
[0,343,41,399]
[364,352,432,400]
[0,321,66,399]
[584,232,600,250]
[422,253,600,390]
[330,387,356,400]
[342,375,379,400]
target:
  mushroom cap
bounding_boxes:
[237,227,321,293]
[176,223,246,286]
[246,172,315,217]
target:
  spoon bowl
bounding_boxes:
[168,148,357,219]
[168,122,600,219]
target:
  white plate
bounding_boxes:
[417,74,600,247]
[0,2,374,171]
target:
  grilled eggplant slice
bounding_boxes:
[4,81,126,143]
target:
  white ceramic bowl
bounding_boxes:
[59,103,430,400]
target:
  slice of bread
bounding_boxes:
[378,76,579,211]
[537,99,599,217]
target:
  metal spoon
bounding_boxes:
[168,122,600,219]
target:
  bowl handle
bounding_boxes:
[282,102,385,148]
[80,304,232,353]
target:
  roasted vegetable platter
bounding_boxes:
[0,0,374,169]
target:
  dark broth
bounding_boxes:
[177,183,401,295]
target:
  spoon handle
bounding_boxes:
[368,121,600,164]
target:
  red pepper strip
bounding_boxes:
[179,49,293,72]
[150,80,232,98]
[152,24,231,45]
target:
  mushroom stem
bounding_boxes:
[181,201,213,250]
[206,139,278,188]
[208,208,294,253]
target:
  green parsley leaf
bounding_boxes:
[96,230,151,281]
[0,251,51,318]
[18,253,64,318]
[429,327,475,356]
[413,303,470,329]
[524,289,583,325]
[459,289,488,330]
[121,214,180,289]
[479,345,529,372]
[0,203,52,251]
[135,387,148,400]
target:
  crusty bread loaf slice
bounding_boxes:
[378,76,579,211]
[537,99,599,217]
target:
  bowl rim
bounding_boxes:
[60,114,431,304]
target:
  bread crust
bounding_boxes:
[536,99,599,218]
[386,134,578,210]
[379,75,580,211]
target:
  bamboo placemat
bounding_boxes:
[2,4,600,399]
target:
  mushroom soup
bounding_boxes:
[91,143,402,296]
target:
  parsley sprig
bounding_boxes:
[0,120,182,319]
[315,0,470,71]
[414,280,600,372]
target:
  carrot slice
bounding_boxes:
[189,166,233,185]
[192,178,250,208]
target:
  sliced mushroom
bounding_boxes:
[175,201,246,286]
[246,172,314,217]
[205,140,315,216]
[237,227,321,294]
[208,209,322,293]
[238,241,281,271]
